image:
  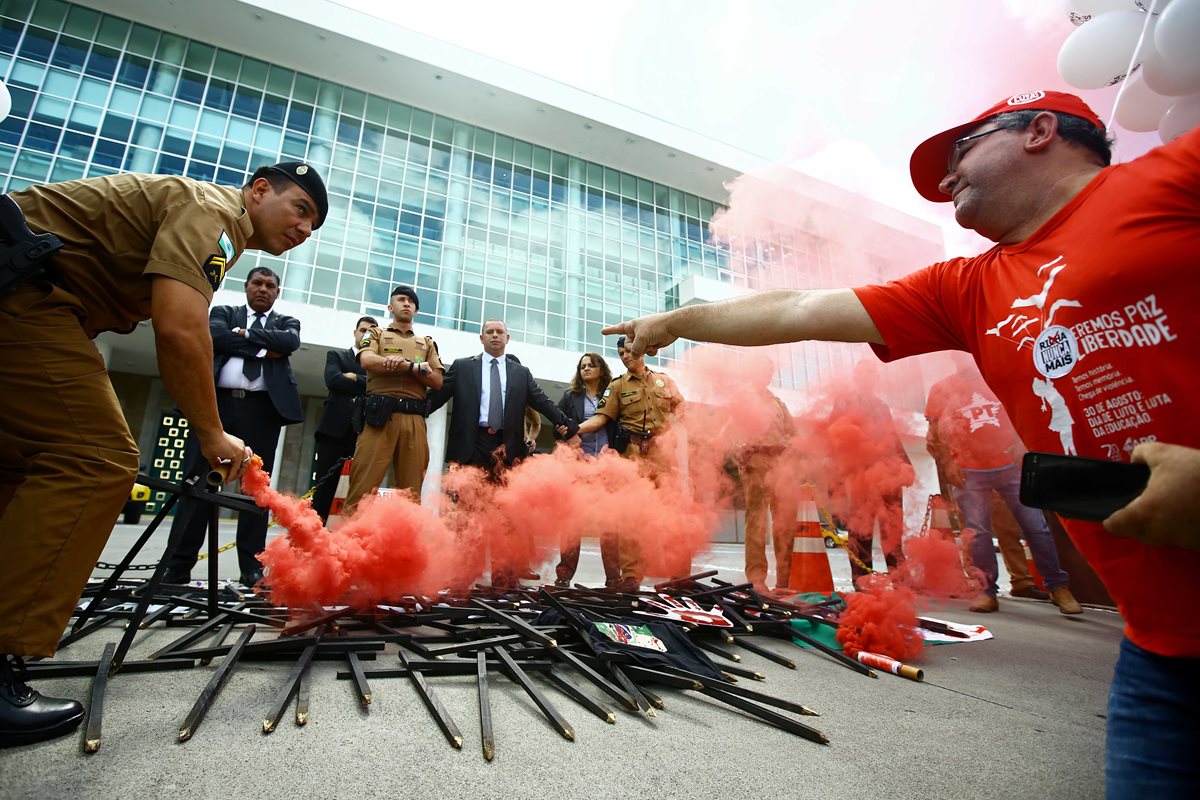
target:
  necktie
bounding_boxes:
[487,358,502,430]
[242,313,264,381]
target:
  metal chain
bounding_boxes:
[808,485,875,576]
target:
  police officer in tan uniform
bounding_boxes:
[576,336,683,590]
[0,161,325,748]
[342,286,444,515]
[731,363,797,593]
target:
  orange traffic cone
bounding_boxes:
[789,486,833,593]
[325,458,353,529]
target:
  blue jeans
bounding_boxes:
[951,462,1068,596]
[1106,636,1200,798]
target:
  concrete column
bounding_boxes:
[128,37,184,173]
[565,157,586,347]
[434,124,472,325]
[421,404,448,508]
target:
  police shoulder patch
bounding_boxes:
[596,397,607,408]
[217,229,235,262]
[202,254,227,291]
[357,331,374,350]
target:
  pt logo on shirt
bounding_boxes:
[1033,324,1079,379]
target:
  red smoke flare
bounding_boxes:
[835,574,924,661]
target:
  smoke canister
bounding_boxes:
[855,650,924,681]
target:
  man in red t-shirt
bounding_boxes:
[604,91,1199,796]
[925,353,1077,614]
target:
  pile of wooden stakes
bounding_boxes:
[32,570,950,757]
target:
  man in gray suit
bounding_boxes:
[165,266,303,585]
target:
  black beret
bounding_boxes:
[616,336,627,351]
[256,162,328,229]
[390,285,419,310]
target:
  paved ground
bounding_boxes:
[0,522,1122,800]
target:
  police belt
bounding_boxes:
[623,427,655,442]
[363,393,426,426]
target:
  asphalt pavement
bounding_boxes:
[0,522,1122,800]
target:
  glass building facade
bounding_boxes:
[0,0,942,405]
[0,0,749,364]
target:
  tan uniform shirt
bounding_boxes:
[735,393,795,461]
[357,326,444,398]
[12,174,251,337]
[595,368,682,432]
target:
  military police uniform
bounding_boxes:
[595,369,681,458]
[594,367,683,584]
[0,174,250,657]
[734,392,797,589]
[343,325,444,513]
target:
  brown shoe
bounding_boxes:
[1050,587,1082,615]
[969,594,999,613]
[1010,584,1050,600]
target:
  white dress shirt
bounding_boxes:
[216,304,269,391]
[478,352,508,426]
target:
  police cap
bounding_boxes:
[254,162,328,229]
[390,285,420,310]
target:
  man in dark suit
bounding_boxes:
[164,266,304,585]
[429,319,576,471]
[310,315,376,522]
[428,319,577,585]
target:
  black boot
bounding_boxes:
[1,654,85,748]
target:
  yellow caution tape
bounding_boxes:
[267,486,316,528]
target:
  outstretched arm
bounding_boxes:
[601,288,882,357]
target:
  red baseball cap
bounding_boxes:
[908,90,1105,203]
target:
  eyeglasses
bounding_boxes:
[946,126,1008,174]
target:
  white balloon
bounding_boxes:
[0,81,10,125]
[1156,0,1200,65]
[1143,37,1200,94]
[1158,91,1200,140]
[1115,69,1177,129]
[1058,9,1152,89]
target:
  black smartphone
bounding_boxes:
[1020,452,1150,522]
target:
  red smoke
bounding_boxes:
[248,431,727,606]
[835,574,924,661]
[242,345,983,630]
[899,530,980,600]
[244,458,454,607]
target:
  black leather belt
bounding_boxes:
[219,388,266,399]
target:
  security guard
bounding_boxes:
[0,161,325,748]
[576,335,683,590]
[342,286,444,515]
